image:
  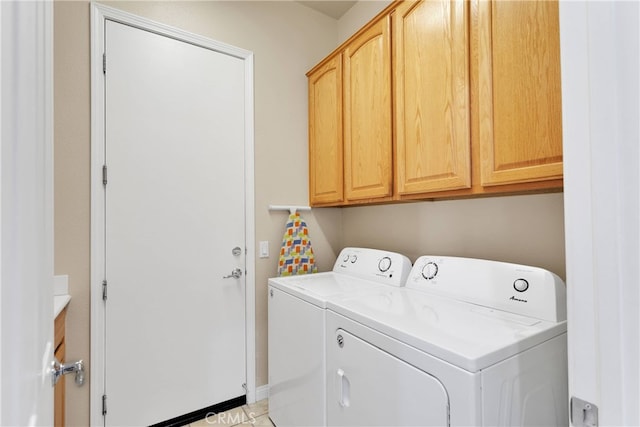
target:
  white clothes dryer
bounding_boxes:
[326,255,568,427]
[268,248,412,427]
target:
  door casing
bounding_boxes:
[0,0,54,424]
[89,4,256,425]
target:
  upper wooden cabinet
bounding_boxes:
[476,0,563,186]
[308,54,344,205]
[393,0,471,195]
[343,15,393,202]
[307,0,563,206]
[307,14,392,206]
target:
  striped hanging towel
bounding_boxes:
[277,211,318,276]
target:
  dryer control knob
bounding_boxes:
[422,262,439,280]
[350,255,358,263]
[513,278,529,292]
[378,256,392,272]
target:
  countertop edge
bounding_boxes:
[54,295,71,318]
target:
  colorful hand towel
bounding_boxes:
[277,212,318,276]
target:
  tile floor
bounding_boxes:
[185,399,272,427]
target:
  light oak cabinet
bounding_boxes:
[343,15,393,202]
[308,14,392,206]
[307,0,563,206]
[308,54,344,205]
[476,0,563,186]
[54,308,67,427]
[393,0,471,195]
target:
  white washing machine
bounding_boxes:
[326,255,568,427]
[268,248,412,427]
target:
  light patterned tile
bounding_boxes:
[252,414,274,427]
[242,398,269,418]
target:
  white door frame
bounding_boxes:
[560,2,639,425]
[89,4,256,425]
[0,0,54,424]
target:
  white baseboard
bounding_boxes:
[255,384,269,402]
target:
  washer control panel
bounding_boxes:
[333,248,412,287]
[406,255,566,322]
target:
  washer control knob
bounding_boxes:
[350,255,358,263]
[422,262,439,280]
[513,278,529,292]
[342,253,350,262]
[378,256,392,272]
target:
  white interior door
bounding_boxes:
[560,2,639,426]
[0,0,54,425]
[103,20,247,426]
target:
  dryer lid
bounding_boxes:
[327,288,567,373]
[267,247,413,307]
[269,273,390,308]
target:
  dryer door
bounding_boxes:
[328,328,450,426]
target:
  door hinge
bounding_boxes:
[102,165,108,186]
[102,280,108,301]
[103,53,106,74]
[571,396,598,427]
[102,394,107,416]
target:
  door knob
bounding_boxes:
[223,268,243,279]
[51,357,85,387]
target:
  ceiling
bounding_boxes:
[296,1,357,19]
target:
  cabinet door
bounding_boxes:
[343,16,393,202]
[54,309,66,427]
[308,54,344,205]
[477,0,563,186]
[54,343,65,427]
[395,0,471,195]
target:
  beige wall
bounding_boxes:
[53,2,91,426]
[54,1,340,425]
[337,0,392,43]
[342,194,566,279]
[54,1,566,425]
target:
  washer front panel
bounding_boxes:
[326,310,481,427]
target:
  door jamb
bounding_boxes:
[89,4,256,425]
